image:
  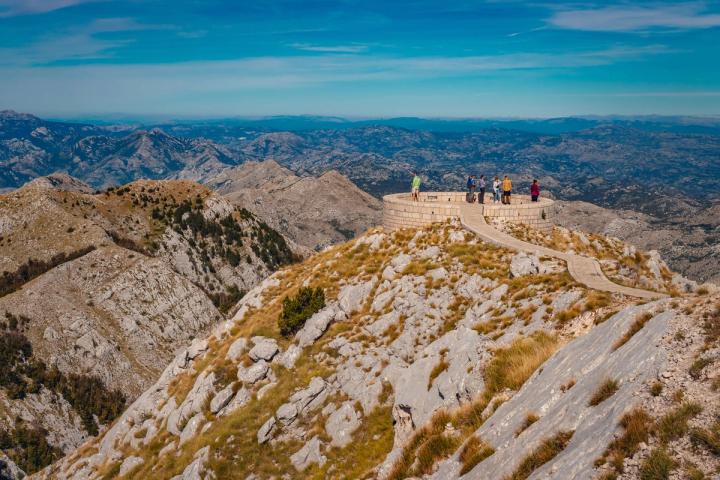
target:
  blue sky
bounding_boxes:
[1,0,719,118]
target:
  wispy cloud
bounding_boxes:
[548,2,720,32]
[0,17,174,65]
[0,0,103,17]
[289,43,369,53]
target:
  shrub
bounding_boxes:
[0,422,62,474]
[0,246,96,298]
[278,287,325,337]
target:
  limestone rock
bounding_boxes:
[219,387,250,417]
[210,385,235,414]
[167,372,216,436]
[290,377,328,414]
[276,402,299,426]
[275,344,302,369]
[179,413,204,447]
[248,337,279,362]
[338,279,375,314]
[0,452,25,480]
[237,360,269,384]
[170,446,210,480]
[119,455,144,476]
[510,252,541,278]
[257,416,277,444]
[226,337,248,361]
[325,401,362,448]
[296,305,342,347]
[290,436,327,472]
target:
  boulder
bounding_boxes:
[210,385,234,414]
[509,252,541,278]
[296,305,341,347]
[257,382,277,400]
[276,402,299,426]
[325,401,362,448]
[290,436,327,471]
[179,413,204,446]
[248,337,279,362]
[290,377,328,413]
[219,387,250,417]
[226,337,248,362]
[237,360,269,384]
[275,344,302,369]
[257,417,277,444]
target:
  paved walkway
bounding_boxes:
[458,204,666,299]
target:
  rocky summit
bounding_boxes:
[34,221,719,480]
[0,176,303,477]
[204,160,383,251]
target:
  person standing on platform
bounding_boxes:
[478,175,486,204]
[531,179,540,202]
[411,172,422,202]
[502,175,512,204]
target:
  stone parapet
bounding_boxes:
[382,192,554,231]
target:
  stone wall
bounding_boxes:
[382,192,555,231]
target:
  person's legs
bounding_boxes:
[507,191,511,204]
[532,195,538,202]
[479,187,485,204]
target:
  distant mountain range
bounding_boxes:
[56,113,720,135]
[2,109,719,282]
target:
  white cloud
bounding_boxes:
[548,2,720,32]
[0,0,103,17]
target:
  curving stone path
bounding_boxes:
[458,204,666,300]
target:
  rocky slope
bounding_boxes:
[37,222,719,480]
[0,176,302,476]
[204,160,383,251]
[554,200,720,285]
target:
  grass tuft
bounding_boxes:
[639,448,675,480]
[656,402,702,444]
[504,430,574,480]
[613,312,653,350]
[515,413,539,437]
[588,378,619,406]
[458,435,494,475]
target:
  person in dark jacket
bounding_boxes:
[531,179,540,202]
[478,175,486,204]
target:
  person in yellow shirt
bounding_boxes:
[502,175,512,204]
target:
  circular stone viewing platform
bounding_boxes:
[383,192,555,231]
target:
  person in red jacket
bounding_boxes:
[531,179,540,202]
